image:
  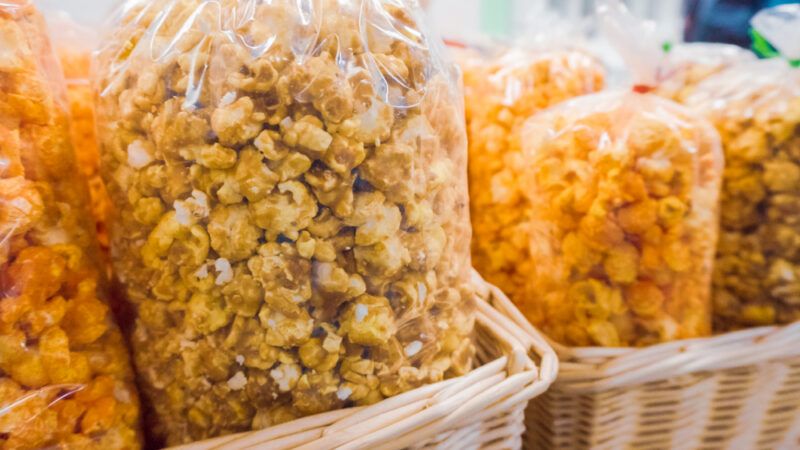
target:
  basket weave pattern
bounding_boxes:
[171,278,558,450]
[486,282,800,450]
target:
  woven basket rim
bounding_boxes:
[485,278,800,392]
[169,276,557,450]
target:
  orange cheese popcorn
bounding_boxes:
[46,12,111,254]
[462,47,605,310]
[513,92,723,346]
[0,2,141,448]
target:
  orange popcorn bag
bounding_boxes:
[516,92,723,346]
[47,12,112,253]
[460,41,605,309]
[0,2,141,448]
[501,0,724,346]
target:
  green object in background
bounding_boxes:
[750,28,800,67]
[480,0,512,39]
[662,41,673,54]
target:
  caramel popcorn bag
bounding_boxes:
[94,0,474,445]
[461,43,605,312]
[683,5,800,331]
[654,43,755,103]
[0,1,141,448]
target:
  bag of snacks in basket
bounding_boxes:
[0,2,141,448]
[517,93,723,346]
[504,0,724,347]
[94,0,474,445]
[683,5,800,331]
[460,35,605,312]
[45,12,112,255]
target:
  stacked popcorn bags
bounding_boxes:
[0,2,141,448]
[0,0,557,449]
[467,1,800,448]
[8,0,800,447]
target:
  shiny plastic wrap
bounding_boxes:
[48,13,111,253]
[462,46,605,306]
[684,60,800,330]
[516,92,723,346]
[654,43,755,102]
[94,0,474,445]
[0,2,141,448]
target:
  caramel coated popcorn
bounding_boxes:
[0,3,140,449]
[95,0,474,445]
[684,61,800,330]
[514,92,723,347]
[462,48,605,306]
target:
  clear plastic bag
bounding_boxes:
[0,2,141,448]
[46,12,112,253]
[679,5,800,331]
[499,0,724,347]
[461,44,605,311]
[94,0,474,444]
[516,92,723,346]
[685,61,800,330]
[654,43,755,102]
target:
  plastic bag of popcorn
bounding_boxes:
[514,92,723,347]
[45,12,112,254]
[683,5,800,331]
[93,0,474,444]
[502,0,723,347]
[654,43,755,103]
[0,2,141,448]
[461,42,605,311]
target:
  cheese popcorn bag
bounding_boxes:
[94,0,474,445]
[517,93,723,347]
[46,12,112,254]
[460,38,605,312]
[683,5,800,331]
[0,1,141,448]
[505,0,723,347]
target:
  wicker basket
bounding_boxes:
[484,280,800,450]
[171,279,558,450]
